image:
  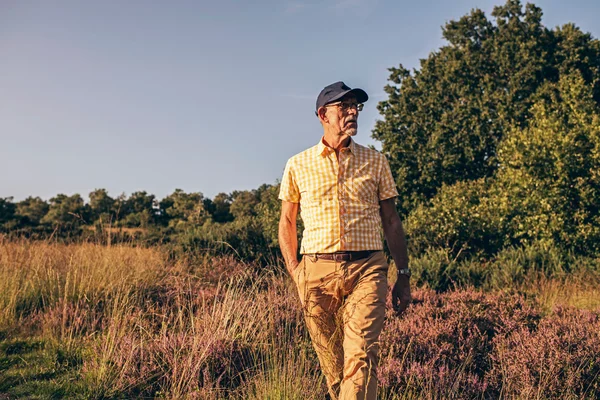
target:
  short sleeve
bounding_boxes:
[278,159,300,203]
[378,155,399,201]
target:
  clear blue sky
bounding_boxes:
[1,0,598,202]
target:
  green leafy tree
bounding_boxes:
[88,188,115,224]
[254,183,304,248]
[159,189,208,229]
[204,192,234,223]
[494,73,600,253]
[255,184,281,247]
[16,196,50,226]
[41,194,87,226]
[0,197,17,229]
[406,179,505,256]
[230,190,260,219]
[121,191,157,228]
[407,73,600,256]
[373,0,600,215]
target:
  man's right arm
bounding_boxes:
[278,200,299,276]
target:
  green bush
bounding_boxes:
[171,217,277,264]
[406,73,600,259]
[409,240,600,292]
[406,179,509,258]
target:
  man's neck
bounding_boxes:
[322,133,351,153]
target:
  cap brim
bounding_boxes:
[327,88,369,105]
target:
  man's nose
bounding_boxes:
[347,107,359,116]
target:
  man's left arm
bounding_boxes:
[379,198,412,314]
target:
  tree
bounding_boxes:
[88,189,115,224]
[204,192,234,223]
[230,190,260,219]
[494,73,600,253]
[121,191,157,228]
[406,72,600,256]
[373,0,600,215]
[16,197,50,226]
[41,194,86,226]
[159,189,208,229]
[0,197,16,229]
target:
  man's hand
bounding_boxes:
[391,275,411,314]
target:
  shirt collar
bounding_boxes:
[317,137,356,157]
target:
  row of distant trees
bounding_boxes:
[0,184,284,259]
[0,184,287,264]
[0,186,270,230]
[2,0,600,264]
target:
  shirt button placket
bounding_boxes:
[331,152,342,250]
[339,151,346,250]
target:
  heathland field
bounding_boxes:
[2,0,600,397]
[1,239,599,399]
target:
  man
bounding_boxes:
[278,81,412,400]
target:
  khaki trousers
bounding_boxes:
[293,251,388,400]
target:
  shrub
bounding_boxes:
[490,307,600,398]
[405,73,600,260]
[379,288,540,398]
[379,288,600,399]
[409,240,600,292]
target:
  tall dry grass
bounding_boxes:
[0,239,323,398]
[0,238,165,329]
[1,239,599,399]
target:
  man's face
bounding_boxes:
[323,94,361,137]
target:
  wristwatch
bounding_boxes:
[397,268,412,277]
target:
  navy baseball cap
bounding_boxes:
[315,81,368,116]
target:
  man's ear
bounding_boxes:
[317,107,328,123]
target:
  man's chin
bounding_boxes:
[345,128,358,137]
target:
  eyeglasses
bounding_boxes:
[325,101,364,112]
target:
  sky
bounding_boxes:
[1,0,598,202]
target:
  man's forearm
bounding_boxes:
[380,199,412,312]
[278,219,298,268]
[383,217,409,272]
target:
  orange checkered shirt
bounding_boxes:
[279,138,399,254]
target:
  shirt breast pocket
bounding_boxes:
[350,177,377,204]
